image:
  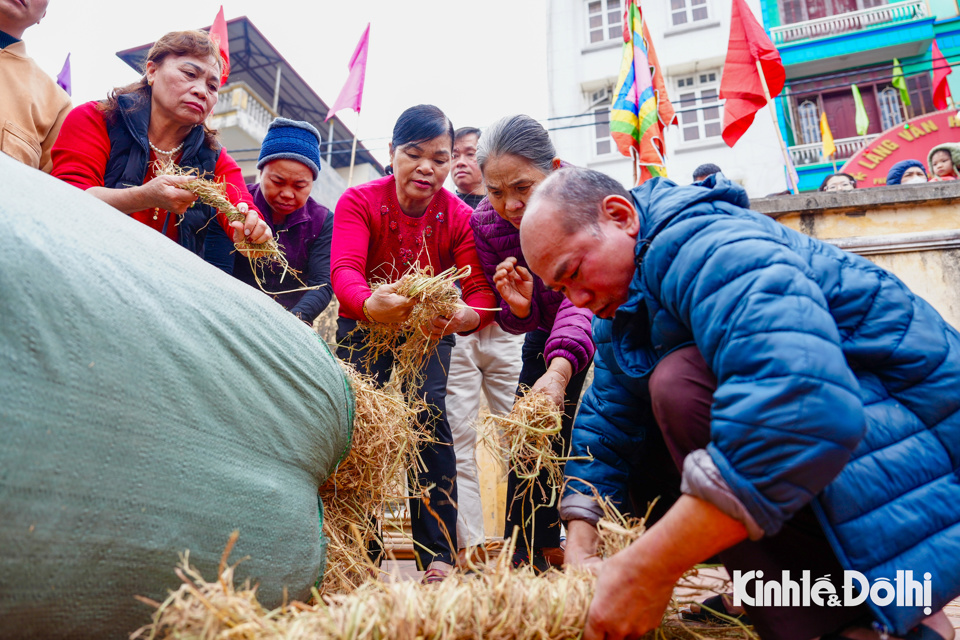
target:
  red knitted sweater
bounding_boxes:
[330,175,496,332]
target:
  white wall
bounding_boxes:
[546,0,789,198]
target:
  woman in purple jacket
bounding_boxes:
[470,114,595,570]
[233,118,333,323]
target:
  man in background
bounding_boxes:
[0,0,70,172]
[692,163,721,183]
[451,127,486,209]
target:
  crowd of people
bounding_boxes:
[5,5,960,639]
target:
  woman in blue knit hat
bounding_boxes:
[886,159,928,185]
[233,118,334,324]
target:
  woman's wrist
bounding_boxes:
[508,298,532,319]
[545,357,574,388]
[362,297,376,322]
[460,307,481,333]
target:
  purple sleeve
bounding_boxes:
[470,211,542,334]
[543,296,596,374]
[496,290,542,334]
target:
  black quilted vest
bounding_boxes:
[102,92,220,256]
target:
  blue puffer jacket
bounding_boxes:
[562,175,960,634]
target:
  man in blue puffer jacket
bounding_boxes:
[520,167,960,640]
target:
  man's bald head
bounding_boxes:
[524,166,632,236]
[521,167,640,319]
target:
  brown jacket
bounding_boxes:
[0,41,71,172]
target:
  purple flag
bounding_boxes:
[56,53,71,96]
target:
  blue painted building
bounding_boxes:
[758,0,960,190]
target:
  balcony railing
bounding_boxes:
[208,81,277,142]
[789,134,878,166]
[770,0,928,45]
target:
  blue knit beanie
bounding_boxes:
[258,118,322,179]
[886,159,925,185]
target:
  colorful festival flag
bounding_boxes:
[719,0,785,147]
[851,84,869,136]
[820,111,835,159]
[209,6,231,86]
[325,23,370,121]
[931,39,953,111]
[56,53,71,96]
[891,58,911,107]
[610,0,676,182]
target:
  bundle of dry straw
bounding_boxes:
[318,362,428,595]
[153,162,289,273]
[133,504,756,640]
[354,265,470,393]
[480,390,570,505]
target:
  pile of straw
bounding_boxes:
[153,162,289,272]
[354,265,470,394]
[133,510,756,640]
[318,362,428,595]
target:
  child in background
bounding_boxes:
[927,143,960,182]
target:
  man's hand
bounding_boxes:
[493,257,534,318]
[584,549,678,640]
[564,518,602,572]
[423,306,480,338]
[231,203,272,245]
[581,495,749,640]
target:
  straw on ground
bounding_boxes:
[133,503,757,640]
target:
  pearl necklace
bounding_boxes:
[149,140,185,156]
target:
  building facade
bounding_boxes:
[546,0,789,198]
[761,0,960,190]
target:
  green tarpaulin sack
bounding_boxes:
[0,154,353,638]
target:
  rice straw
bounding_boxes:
[153,162,304,290]
[133,503,757,640]
[348,264,472,397]
[318,361,429,595]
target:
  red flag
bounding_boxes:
[931,39,952,111]
[719,0,785,147]
[209,6,230,87]
[325,24,370,121]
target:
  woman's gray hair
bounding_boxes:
[477,114,556,175]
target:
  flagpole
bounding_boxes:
[832,156,838,173]
[755,60,798,193]
[347,117,360,188]
[630,147,639,187]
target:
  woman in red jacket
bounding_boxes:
[51,30,270,270]
[331,104,496,582]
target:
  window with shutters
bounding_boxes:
[878,87,904,131]
[798,100,821,144]
[676,72,722,143]
[671,0,710,26]
[587,0,623,44]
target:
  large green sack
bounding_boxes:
[0,154,352,638]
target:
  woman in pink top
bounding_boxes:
[330,104,496,582]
